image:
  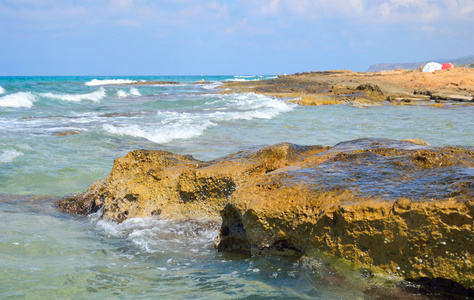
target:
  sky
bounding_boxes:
[0,0,473,75]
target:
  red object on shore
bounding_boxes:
[441,63,455,70]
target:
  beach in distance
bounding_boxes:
[1,71,474,299]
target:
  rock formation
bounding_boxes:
[220,68,474,106]
[57,138,474,289]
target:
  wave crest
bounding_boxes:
[85,79,137,86]
[40,88,106,102]
[116,87,141,98]
[0,92,37,108]
[103,118,216,144]
[0,86,5,94]
[102,93,293,144]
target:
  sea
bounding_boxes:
[1,75,473,299]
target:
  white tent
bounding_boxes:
[422,62,442,72]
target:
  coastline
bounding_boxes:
[3,74,473,298]
[219,68,474,106]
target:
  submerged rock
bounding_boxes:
[57,138,474,289]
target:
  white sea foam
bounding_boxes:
[40,88,106,102]
[116,87,141,98]
[235,75,256,78]
[0,86,5,94]
[95,217,217,254]
[0,92,37,108]
[85,79,137,86]
[230,75,277,81]
[116,89,128,98]
[0,149,23,164]
[224,93,294,115]
[130,87,141,96]
[103,93,293,144]
[202,82,223,90]
[103,118,216,144]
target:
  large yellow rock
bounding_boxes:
[57,138,474,289]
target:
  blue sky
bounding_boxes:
[0,0,473,75]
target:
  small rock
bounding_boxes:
[402,138,430,146]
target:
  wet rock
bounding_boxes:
[57,138,474,289]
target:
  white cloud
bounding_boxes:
[238,0,474,23]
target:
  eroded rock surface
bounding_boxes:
[57,143,326,222]
[57,138,474,289]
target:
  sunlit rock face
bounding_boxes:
[57,142,327,222]
[57,138,474,288]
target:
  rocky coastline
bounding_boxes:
[220,68,474,106]
[57,138,474,292]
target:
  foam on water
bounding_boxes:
[40,88,106,103]
[227,75,278,82]
[0,149,23,164]
[130,87,141,96]
[103,118,216,144]
[0,92,37,108]
[103,93,293,144]
[85,79,137,86]
[0,86,5,94]
[116,89,128,98]
[202,81,224,90]
[116,87,141,97]
[95,216,218,254]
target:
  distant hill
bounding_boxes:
[367,55,474,72]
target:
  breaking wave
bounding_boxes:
[40,88,106,103]
[0,92,37,108]
[0,86,5,94]
[102,93,294,144]
[116,87,141,98]
[202,82,224,90]
[103,118,216,144]
[85,79,138,86]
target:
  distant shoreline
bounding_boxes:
[219,68,474,107]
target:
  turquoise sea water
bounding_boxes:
[1,76,473,299]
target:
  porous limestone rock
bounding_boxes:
[57,143,326,222]
[57,138,474,289]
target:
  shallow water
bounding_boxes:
[1,76,473,298]
[0,195,380,299]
